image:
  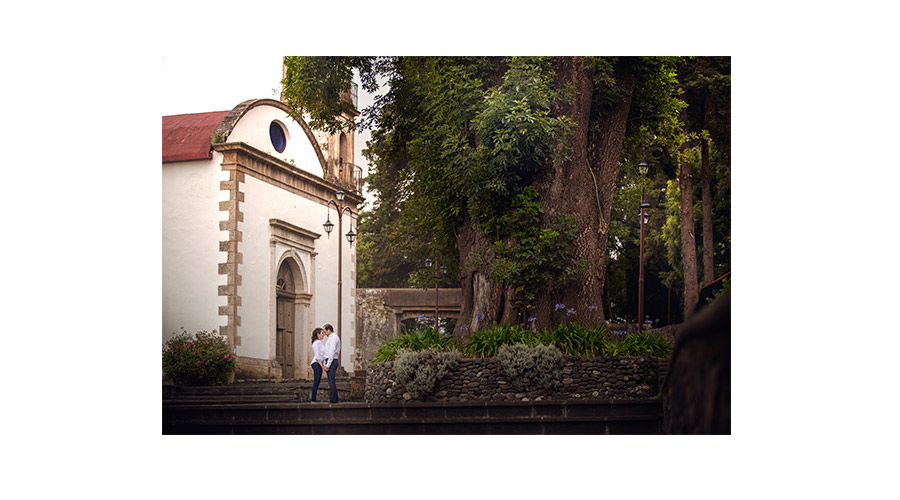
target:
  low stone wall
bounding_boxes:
[366,356,663,403]
[235,356,281,380]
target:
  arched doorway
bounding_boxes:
[275,260,296,379]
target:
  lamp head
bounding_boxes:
[335,189,345,202]
[638,159,649,176]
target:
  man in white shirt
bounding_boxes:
[322,324,341,403]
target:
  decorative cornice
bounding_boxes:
[270,218,320,253]
[271,218,321,239]
[213,141,364,207]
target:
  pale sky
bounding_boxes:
[161,56,285,115]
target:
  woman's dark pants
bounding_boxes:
[311,363,323,402]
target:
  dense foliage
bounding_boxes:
[163,329,234,386]
[605,57,731,323]
[372,322,671,361]
[372,326,453,363]
[283,56,730,329]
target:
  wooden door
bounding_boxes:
[276,297,295,379]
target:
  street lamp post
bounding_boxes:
[322,189,356,366]
[638,159,650,332]
[425,258,447,331]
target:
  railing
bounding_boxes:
[335,159,364,194]
[340,81,359,110]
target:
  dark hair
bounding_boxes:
[311,327,322,344]
[323,324,334,333]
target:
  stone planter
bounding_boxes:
[366,356,663,403]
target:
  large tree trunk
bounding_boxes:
[455,57,638,335]
[700,135,715,285]
[680,142,699,319]
[454,214,517,341]
[586,59,638,324]
[531,57,638,327]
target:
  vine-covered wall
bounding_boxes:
[366,356,663,403]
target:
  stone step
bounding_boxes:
[163,399,662,434]
[164,380,357,403]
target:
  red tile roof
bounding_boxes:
[162,111,230,163]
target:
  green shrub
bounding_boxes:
[462,323,537,358]
[163,328,234,386]
[538,322,610,357]
[374,319,672,363]
[497,343,564,391]
[707,276,730,304]
[393,349,460,400]
[373,326,454,362]
[616,330,672,358]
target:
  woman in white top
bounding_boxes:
[310,328,326,402]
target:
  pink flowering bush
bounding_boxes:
[163,328,234,386]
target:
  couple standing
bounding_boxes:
[310,324,341,403]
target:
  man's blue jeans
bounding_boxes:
[327,359,340,403]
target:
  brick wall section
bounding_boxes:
[366,356,663,403]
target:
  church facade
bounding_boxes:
[162,94,363,380]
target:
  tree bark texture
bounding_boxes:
[454,57,638,335]
[534,57,638,327]
[679,142,699,319]
[700,136,715,285]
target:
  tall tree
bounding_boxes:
[679,137,700,318]
[678,57,731,285]
[283,56,682,335]
[699,134,714,284]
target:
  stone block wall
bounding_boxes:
[366,356,663,403]
[235,356,281,380]
[355,289,395,375]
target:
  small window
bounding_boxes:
[270,121,286,153]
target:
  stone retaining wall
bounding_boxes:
[366,356,663,403]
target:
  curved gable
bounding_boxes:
[213,99,327,174]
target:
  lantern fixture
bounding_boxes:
[638,158,649,176]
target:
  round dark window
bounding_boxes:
[269,122,286,152]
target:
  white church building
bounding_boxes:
[162,91,363,380]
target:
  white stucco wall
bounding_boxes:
[161,155,229,342]
[227,105,323,177]
[163,100,359,376]
[239,174,356,372]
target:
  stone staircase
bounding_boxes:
[164,377,357,404]
[163,382,662,434]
